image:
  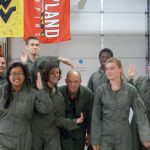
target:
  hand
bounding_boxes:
[36,72,44,89]
[58,57,73,68]
[92,144,100,150]
[85,134,91,146]
[127,64,137,80]
[143,141,150,148]
[76,112,84,124]
[21,48,28,64]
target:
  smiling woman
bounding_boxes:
[0,62,52,150]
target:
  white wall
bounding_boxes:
[10,0,148,85]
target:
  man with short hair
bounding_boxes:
[87,48,113,94]
[59,70,94,150]
[21,36,73,86]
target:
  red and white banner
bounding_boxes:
[24,0,71,43]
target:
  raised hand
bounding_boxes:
[21,47,28,64]
[36,72,44,89]
[127,64,137,80]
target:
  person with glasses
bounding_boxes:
[0,54,7,85]
[0,62,52,150]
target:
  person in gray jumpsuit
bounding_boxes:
[127,64,150,150]
[87,48,113,94]
[21,36,73,75]
[91,57,150,150]
[0,55,7,85]
[31,64,84,150]
[0,62,50,150]
[59,70,94,150]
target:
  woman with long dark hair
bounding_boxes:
[0,62,51,150]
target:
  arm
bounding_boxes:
[85,90,94,146]
[131,86,150,146]
[91,87,102,148]
[58,57,73,68]
[54,94,84,131]
[34,72,53,114]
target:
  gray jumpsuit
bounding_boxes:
[131,76,150,150]
[31,87,78,150]
[87,69,107,94]
[0,84,49,150]
[0,73,7,85]
[91,81,150,150]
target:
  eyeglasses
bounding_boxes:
[9,73,24,77]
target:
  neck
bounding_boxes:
[0,73,3,77]
[12,85,22,91]
[28,53,38,62]
[109,78,122,91]
[47,82,56,94]
[69,92,78,99]
[101,65,105,72]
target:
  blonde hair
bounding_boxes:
[105,57,125,80]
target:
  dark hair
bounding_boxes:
[99,48,113,58]
[4,62,30,109]
[43,65,61,83]
[25,36,39,45]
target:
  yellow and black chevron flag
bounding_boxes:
[0,0,23,37]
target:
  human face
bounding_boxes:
[48,67,60,87]
[0,57,6,76]
[99,52,112,67]
[27,39,40,56]
[65,72,81,94]
[9,67,25,90]
[105,62,122,80]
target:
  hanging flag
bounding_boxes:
[24,0,71,43]
[0,0,24,37]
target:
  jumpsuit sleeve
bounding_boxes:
[55,95,79,131]
[131,86,150,144]
[133,76,145,89]
[34,89,54,114]
[86,90,94,135]
[91,87,103,145]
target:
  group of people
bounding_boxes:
[0,36,150,150]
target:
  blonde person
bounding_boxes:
[91,57,150,150]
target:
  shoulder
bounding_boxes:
[123,81,138,94]
[58,85,67,91]
[80,85,93,96]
